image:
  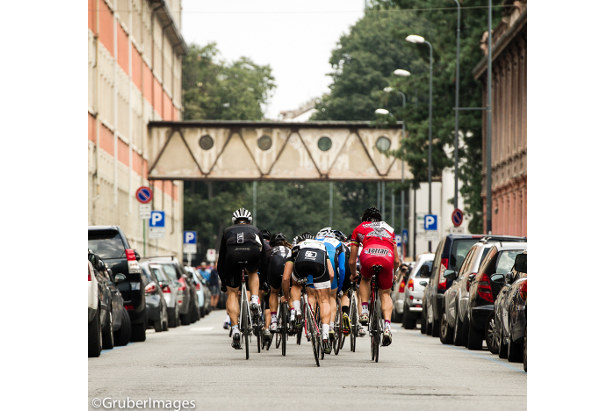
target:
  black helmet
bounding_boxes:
[270,232,287,247]
[232,207,252,224]
[295,232,314,244]
[361,207,382,222]
[261,229,271,241]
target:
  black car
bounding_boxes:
[492,251,527,364]
[88,226,148,342]
[424,234,526,338]
[140,263,169,332]
[466,241,527,350]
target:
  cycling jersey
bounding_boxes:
[217,223,267,289]
[286,239,330,290]
[314,235,346,290]
[267,245,291,290]
[350,221,396,290]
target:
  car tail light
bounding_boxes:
[519,280,527,301]
[144,281,156,294]
[161,284,171,293]
[398,280,405,293]
[195,282,201,291]
[409,295,414,301]
[467,273,477,292]
[407,278,414,291]
[88,265,92,281]
[178,280,186,292]
[126,249,136,260]
[125,304,134,310]
[438,258,449,290]
[126,248,141,273]
[477,273,494,303]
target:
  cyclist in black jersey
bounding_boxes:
[217,208,267,349]
[266,233,292,333]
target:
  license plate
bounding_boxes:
[131,282,141,290]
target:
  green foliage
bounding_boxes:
[313,0,490,232]
[182,43,275,120]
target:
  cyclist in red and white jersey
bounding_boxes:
[348,207,400,346]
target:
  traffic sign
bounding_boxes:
[424,214,438,231]
[395,235,402,247]
[135,186,153,204]
[184,231,197,244]
[149,211,165,228]
[206,249,216,262]
[402,229,409,243]
[452,208,464,227]
[149,227,164,239]
[139,204,151,219]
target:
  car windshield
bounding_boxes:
[161,264,178,280]
[88,231,125,259]
[450,239,479,272]
[495,250,524,274]
[151,266,167,283]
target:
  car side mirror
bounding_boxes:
[114,273,127,282]
[443,269,457,280]
[491,273,505,283]
[134,250,141,261]
[468,273,477,283]
[419,281,428,287]
[505,271,514,284]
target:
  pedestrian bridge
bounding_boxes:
[147,121,406,181]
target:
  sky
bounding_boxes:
[181,0,365,119]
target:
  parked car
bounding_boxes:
[88,257,103,357]
[465,241,527,350]
[440,236,525,346]
[185,266,212,317]
[402,254,434,330]
[140,263,169,332]
[143,256,199,325]
[88,226,148,342]
[141,262,182,328]
[491,251,527,363]
[391,263,412,323]
[89,250,132,348]
[424,234,526,338]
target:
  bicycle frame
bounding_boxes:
[368,265,383,362]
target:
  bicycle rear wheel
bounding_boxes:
[307,309,320,367]
[372,298,382,363]
[350,297,357,352]
[241,298,250,360]
[280,303,288,356]
[334,299,342,355]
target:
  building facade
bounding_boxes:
[88,0,187,256]
[473,0,527,237]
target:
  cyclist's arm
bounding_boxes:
[348,243,359,280]
[282,261,293,301]
[327,259,334,282]
[337,245,346,285]
[393,241,401,270]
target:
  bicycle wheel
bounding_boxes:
[373,297,382,363]
[280,303,288,356]
[307,307,320,367]
[241,297,250,360]
[334,299,342,355]
[350,296,357,352]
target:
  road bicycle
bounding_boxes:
[296,277,322,367]
[274,299,290,356]
[237,262,263,359]
[333,290,343,355]
[342,281,360,352]
[368,265,383,363]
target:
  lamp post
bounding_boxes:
[453,0,461,210]
[406,34,433,251]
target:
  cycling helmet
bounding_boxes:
[361,207,382,222]
[333,229,347,242]
[270,232,287,247]
[295,232,314,244]
[316,227,334,238]
[232,207,252,224]
[261,229,271,241]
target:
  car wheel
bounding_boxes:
[88,308,102,358]
[486,314,499,354]
[131,319,147,342]
[498,327,508,358]
[102,310,114,349]
[420,312,427,334]
[523,328,527,372]
[508,337,523,362]
[461,316,470,347]
[440,313,454,344]
[154,304,164,332]
[402,304,412,329]
[467,318,483,350]
[167,307,177,328]
[113,308,132,346]
[431,317,440,338]
[162,305,169,331]
[180,311,190,325]
[190,301,199,323]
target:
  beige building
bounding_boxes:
[88,0,187,256]
[473,0,527,237]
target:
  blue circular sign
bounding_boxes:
[136,186,153,204]
[452,208,463,227]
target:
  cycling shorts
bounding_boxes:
[223,244,261,289]
[267,254,286,290]
[359,245,394,290]
[292,258,330,290]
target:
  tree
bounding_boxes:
[313,0,491,232]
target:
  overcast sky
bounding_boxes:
[181,0,365,119]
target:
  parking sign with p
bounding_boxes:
[424,214,438,231]
[184,231,197,244]
[150,211,165,227]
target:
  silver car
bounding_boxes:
[142,262,183,328]
[391,262,413,322]
[401,253,434,329]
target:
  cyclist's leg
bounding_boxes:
[269,287,279,330]
[329,287,337,337]
[248,270,260,307]
[226,286,240,326]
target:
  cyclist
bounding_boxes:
[315,227,346,342]
[337,230,367,338]
[259,229,274,345]
[217,208,268,349]
[282,232,335,354]
[266,233,292,334]
[349,207,400,346]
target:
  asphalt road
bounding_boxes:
[89,309,526,411]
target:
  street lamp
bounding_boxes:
[453,0,461,210]
[406,33,433,251]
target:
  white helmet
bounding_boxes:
[232,208,252,224]
[316,227,334,238]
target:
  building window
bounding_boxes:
[257,135,272,151]
[318,136,332,151]
[376,136,391,152]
